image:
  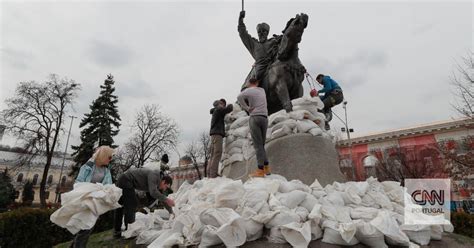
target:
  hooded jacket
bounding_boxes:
[209,100,233,136]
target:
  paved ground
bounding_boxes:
[55,230,474,248]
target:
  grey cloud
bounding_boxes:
[1,48,34,70]
[116,79,155,99]
[87,40,133,67]
[412,22,436,36]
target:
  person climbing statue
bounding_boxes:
[316,74,344,130]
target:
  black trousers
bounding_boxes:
[322,90,344,113]
[114,176,138,233]
[70,228,93,248]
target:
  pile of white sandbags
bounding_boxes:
[125,176,452,248]
[50,182,122,234]
[221,96,331,168]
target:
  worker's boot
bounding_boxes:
[249,168,265,178]
[264,165,271,175]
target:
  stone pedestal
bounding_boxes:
[221,133,346,186]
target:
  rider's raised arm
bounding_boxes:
[238,11,255,54]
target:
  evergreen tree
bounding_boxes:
[0,168,16,209]
[22,180,34,206]
[70,74,121,176]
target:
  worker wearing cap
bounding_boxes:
[316,74,344,130]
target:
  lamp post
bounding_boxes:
[55,115,76,203]
[342,101,356,180]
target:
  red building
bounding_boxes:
[337,118,473,201]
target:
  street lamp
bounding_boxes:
[55,115,77,203]
[341,101,356,180]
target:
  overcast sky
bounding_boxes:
[1,0,472,164]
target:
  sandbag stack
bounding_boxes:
[124,176,452,248]
[221,96,332,170]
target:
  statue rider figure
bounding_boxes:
[238,10,280,90]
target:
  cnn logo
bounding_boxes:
[411,190,445,205]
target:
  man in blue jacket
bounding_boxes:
[316,74,344,130]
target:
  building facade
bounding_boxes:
[337,118,473,203]
[0,151,75,204]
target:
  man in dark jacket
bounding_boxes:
[208,98,233,178]
[113,168,174,238]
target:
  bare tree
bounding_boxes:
[451,52,473,118]
[185,141,203,180]
[129,104,179,167]
[1,74,80,207]
[184,131,210,178]
[199,131,211,177]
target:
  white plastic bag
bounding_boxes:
[280,221,312,248]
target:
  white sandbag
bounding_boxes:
[239,208,264,241]
[272,118,297,131]
[231,125,250,138]
[148,229,184,248]
[271,125,292,140]
[50,182,122,234]
[215,181,245,209]
[296,119,319,133]
[321,221,359,246]
[309,179,324,191]
[279,179,311,193]
[299,193,319,212]
[199,208,247,247]
[199,225,222,248]
[381,181,401,192]
[350,206,380,222]
[241,140,255,160]
[136,229,165,245]
[276,190,307,209]
[122,212,153,239]
[237,189,270,214]
[288,109,311,120]
[370,210,410,246]
[230,116,249,129]
[243,177,281,194]
[293,104,320,116]
[280,221,312,248]
[361,188,393,210]
[308,219,323,240]
[401,224,431,245]
[442,223,454,233]
[267,226,287,243]
[343,187,362,205]
[308,203,323,224]
[225,138,246,150]
[321,205,352,223]
[333,181,346,191]
[430,225,443,240]
[269,109,290,125]
[344,181,369,196]
[225,135,236,144]
[324,191,346,206]
[309,127,323,136]
[222,153,244,167]
[265,209,301,228]
[293,206,310,222]
[226,146,242,156]
[355,221,388,248]
[311,190,327,199]
[291,96,324,110]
